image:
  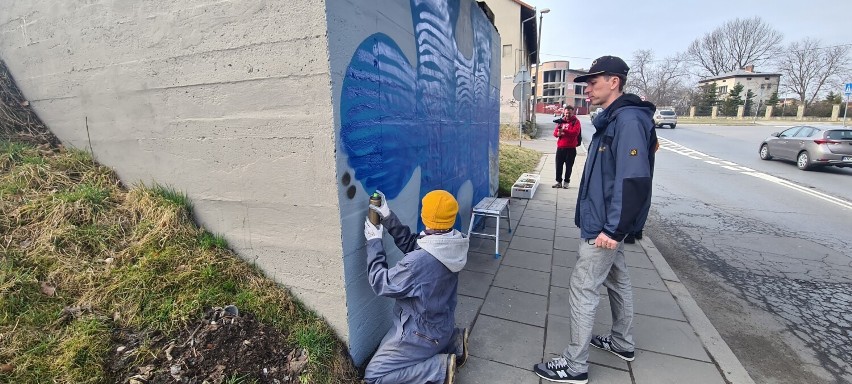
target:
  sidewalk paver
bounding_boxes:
[455,137,750,383]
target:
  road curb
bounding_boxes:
[639,236,756,384]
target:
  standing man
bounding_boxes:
[552,105,582,189]
[533,56,657,383]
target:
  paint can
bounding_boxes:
[368,192,382,225]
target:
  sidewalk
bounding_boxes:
[455,138,753,384]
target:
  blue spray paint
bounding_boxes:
[340,0,499,231]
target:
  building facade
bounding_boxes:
[698,65,781,106]
[532,60,590,114]
[483,0,538,123]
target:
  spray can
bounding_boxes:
[368,192,382,225]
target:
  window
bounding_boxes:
[826,130,852,140]
[574,85,585,94]
[764,77,770,80]
[543,70,561,83]
[502,44,512,58]
[746,77,752,80]
[794,127,816,138]
[718,86,728,94]
[779,127,801,138]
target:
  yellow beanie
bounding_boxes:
[420,190,458,230]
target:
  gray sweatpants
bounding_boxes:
[561,240,635,374]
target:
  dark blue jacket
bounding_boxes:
[575,94,657,241]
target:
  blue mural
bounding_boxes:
[339,0,499,230]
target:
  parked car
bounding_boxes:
[589,107,603,121]
[653,109,677,129]
[759,126,852,170]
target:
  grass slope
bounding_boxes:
[0,141,358,383]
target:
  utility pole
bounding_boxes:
[532,8,550,129]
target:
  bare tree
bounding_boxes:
[627,50,690,109]
[778,39,850,106]
[687,17,784,76]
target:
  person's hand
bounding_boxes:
[364,219,384,241]
[594,233,618,250]
[371,190,391,219]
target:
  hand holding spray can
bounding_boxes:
[368,192,382,226]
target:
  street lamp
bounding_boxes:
[532,8,550,126]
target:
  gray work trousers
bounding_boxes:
[561,240,635,374]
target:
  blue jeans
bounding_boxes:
[561,240,634,374]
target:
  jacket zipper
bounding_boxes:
[413,331,439,345]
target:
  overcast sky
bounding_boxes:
[533,0,851,78]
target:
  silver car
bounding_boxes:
[653,109,677,129]
[759,126,852,170]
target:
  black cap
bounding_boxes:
[574,56,630,83]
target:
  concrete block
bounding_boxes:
[631,350,725,384]
[456,356,539,384]
[512,225,554,241]
[481,287,548,327]
[509,235,554,255]
[456,295,484,330]
[501,248,553,272]
[493,265,551,296]
[468,315,545,369]
[459,270,495,299]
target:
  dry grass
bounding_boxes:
[498,143,540,196]
[0,140,358,383]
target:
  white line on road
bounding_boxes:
[658,138,852,211]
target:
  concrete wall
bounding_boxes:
[2,0,500,366]
[0,0,347,335]
[327,0,500,364]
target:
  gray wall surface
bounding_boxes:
[0,1,348,335]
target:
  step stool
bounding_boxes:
[467,197,512,259]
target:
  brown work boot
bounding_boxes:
[457,328,469,368]
[445,354,456,384]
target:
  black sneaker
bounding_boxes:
[623,234,636,244]
[445,354,456,384]
[634,231,643,240]
[533,357,588,383]
[552,182,562,188]
[590,334,635,361]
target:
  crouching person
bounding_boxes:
[363,190,470,384]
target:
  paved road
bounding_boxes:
[645,123,852,384]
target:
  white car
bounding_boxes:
[653,109,677,129]
[589,107,603,120]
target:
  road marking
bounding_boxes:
[658,138,852,211]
